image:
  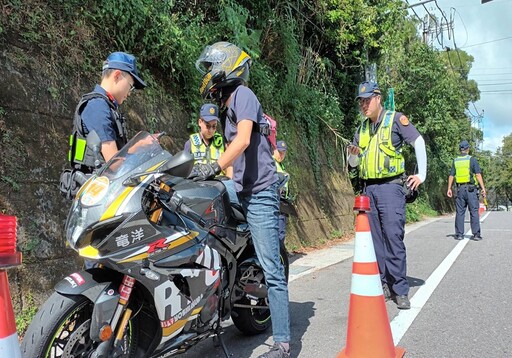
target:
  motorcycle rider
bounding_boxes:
[194,42,291,358]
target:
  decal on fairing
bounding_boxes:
[196,246,221,286]
[116,230,199,263]
[81,176,109,206]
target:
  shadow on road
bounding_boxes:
[178,300,316,357]
[407,276,425,288]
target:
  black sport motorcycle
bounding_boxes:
[21,131,289,358]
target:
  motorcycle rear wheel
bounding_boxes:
[21,291,138,358]
[231,243,289,335]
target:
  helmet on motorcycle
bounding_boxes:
[196,42,252,100]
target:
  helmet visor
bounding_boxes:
[195,45,227,75]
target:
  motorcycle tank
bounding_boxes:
[171,178,230,227]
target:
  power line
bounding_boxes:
[478,82,512,86]
[461,36,512,49]
[470,73,512,77]
[480,90,512,93]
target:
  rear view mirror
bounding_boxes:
[160,151,194,178]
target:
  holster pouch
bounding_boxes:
[59,169,89,200]
[468,184,476,192]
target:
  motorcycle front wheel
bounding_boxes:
[231,242,289,335]
[21,291,139,358]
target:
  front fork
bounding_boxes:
[93,275,136,358]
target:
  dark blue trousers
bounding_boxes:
[366,182,408,296]
[278,214,287,242]
[455,185,480,237]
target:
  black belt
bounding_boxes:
[456,182,471,186]
[364,175,403,186]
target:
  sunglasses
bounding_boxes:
[205,123,217,130]
[358,96,375,106]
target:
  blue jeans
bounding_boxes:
[240,182,291,343]
[223,179,239,205]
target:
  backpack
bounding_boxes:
[263,113,277,150]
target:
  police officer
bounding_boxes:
[194,41,291,358]
[348,81,427,310]
[184,104,227,169]
[274,140,291,242]
[68,51,146,174]
[446,140,486,241]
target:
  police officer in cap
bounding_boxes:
[447,140,486,241]
[348,81,427,310]
[68,51,146,174]
[184,104,231,177]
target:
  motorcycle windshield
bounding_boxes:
[65,131,172,249]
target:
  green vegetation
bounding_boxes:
[482,134,512,209]
[1,0,503,228]
[15,292,38,336]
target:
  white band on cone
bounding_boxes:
[0,333,22,358]
[353,231,377,263]
[351,273,383,297]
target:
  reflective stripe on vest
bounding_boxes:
[358,110,405,179]
[454,155,475,184]
[189,133,224,164]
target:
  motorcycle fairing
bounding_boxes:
[151,244,222,345]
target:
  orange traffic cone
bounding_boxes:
[337,195,405,358]
[0,214,22,358]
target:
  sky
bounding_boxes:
[408,0,512,153]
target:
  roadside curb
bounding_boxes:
[289,216,442,282]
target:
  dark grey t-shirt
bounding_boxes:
[224,86,278,196]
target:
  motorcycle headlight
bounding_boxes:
[66,203,89,250]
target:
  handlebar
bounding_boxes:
[165,192,206,228]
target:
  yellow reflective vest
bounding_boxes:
[189,133,224,165]
[274,159,290,199]
[358,110,405,179]
[453,155,476,184]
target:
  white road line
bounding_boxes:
[390,211,491,345]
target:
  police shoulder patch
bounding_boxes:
[399,115,410,126]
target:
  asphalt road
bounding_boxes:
[178,210,512,358]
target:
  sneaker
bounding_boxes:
[395,295,411,310]
[382,283,392,301]
[455,235,464,240]
[472,235,483,241]
[257,342,290,358]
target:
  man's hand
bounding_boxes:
[407,174,422,191]
[481,188,486,198]
[190,162,222,181]
[347,144,361,155]
[447,188,453,198]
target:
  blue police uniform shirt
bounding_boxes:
[223,85,278,195]
[184,140,191,153]
[449,156,481,178]
[352,111,421,150]
[81,85,119,143]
